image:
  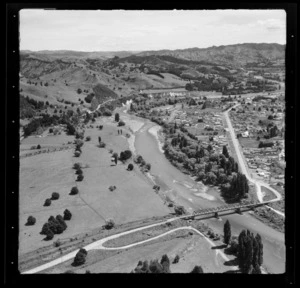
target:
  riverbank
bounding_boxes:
[124,109,285,273]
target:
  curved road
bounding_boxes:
[223,104,284,217]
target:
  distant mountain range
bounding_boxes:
[21,43,285,67]
[136,43,285,66]
[20,50,140,60]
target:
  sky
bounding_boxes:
[20,9,286,52]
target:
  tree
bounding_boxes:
[63,209,72,220]
[118,120,125,126]
[127,163,134,171]
[119,150,132,162]
[114,113,120,122]
[160,254,170,272]
[75,168,83,175]
[77,88,82,94]
[222,145,229,158]
[51,192,60,200]
[70,186,79,195]
[190,266,204,273]
[73,248,87,266]
[44,198,51,207]
[56,215,67,231]
[26,216,36,226]
[73,163,81,170]
[37,144,41,149]
[77,174,84,181]
[174,205,186,215]
[223,220,231,245]
[85,136,91,141]
[173,255,180,264]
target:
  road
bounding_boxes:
[22,101,284,274]
[23,221,237,274]
[223,104,284,217]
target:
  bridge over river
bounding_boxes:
[185,199,282,219]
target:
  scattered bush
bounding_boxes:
[118,120,125,127]
[70,186,79,195]
[109,185,116,192]
[26,216,36,226]
[44,198,51,207]
[63,209,72,220]
[104,219,115,229]
[153,185,160,191]
[73,163,81,170]
[54,239,61,247]
[77,174,84,181]
[75,168,83,175]
[74,151,81,157]
[51,192,60,200]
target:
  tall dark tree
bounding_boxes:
[115,113,120,122]
[222,145,229,158]
[223,220,231,245]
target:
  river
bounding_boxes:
[119,107,285,274]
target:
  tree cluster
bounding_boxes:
[40,214,68,240]
[238,230,263,274]
[131,254,171,273]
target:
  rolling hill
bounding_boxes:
[137,43,285,67]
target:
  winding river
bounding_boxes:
[119,107,285,274]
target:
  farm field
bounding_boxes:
[19,119,170,257]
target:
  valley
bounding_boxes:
[19,43,285,274]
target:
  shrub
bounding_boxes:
[85,136,91,141]
[51,192,60,200]
[54,239,61,247]
[173,255,180,264]
[49,128,53,133]
[44,198,51,207]
[174,205,186,215]
[153,185,160,191]
[118,120,125,127]
[145,163,151,171]
[109,185,116,192]
[26,216,36,226]
[99,142,106,148]
[77,174,84,181]
[37,144,41,149]
[74,151,81,157]
[104,219,115,229]
[73,163,81,170]
[75,168,83,175]
[70,186,79,195]
[127,163,134,171]
[63,209,72,220]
